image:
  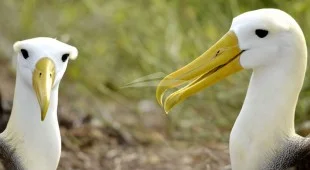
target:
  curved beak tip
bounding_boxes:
[156,85,166,106]
[41,111,46,121]
[164,105,171,114]
[41,104,49,121]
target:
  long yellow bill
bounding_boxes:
[33,58,55,121]
[156,31,244,113]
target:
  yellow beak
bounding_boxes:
[156,31,244,113]
[32,58,55,121]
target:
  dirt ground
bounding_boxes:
[0,59,230,170]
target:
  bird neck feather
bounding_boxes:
[230,59,306,169]
[1,74,61,170]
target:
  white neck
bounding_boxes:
[1,73,61,170]
[229,57,306,169]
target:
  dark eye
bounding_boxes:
[255,29,269,38]
[61,53,70,62]
[20,49,29,59]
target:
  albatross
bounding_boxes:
[156,9,310,169]
[0,37,78,170]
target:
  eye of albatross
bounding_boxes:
[61,53,70,62]
[20,49,29,59]
[255,29,269,38]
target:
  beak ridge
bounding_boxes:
[32,58,55,121]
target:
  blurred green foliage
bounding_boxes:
[1,0,310,142]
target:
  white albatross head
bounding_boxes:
[156,8,307,112]
[233,9,306,70]
[13,37,78,121]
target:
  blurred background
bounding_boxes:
[0,0,310,170]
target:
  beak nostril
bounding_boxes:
[50,73,52,78]
[39,73,42,77]
[216,50,222,57]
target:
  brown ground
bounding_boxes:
[0,59,230,170]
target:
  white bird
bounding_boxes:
[0,37,78,170]
[157,9,310,169]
